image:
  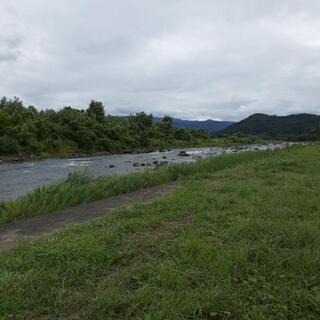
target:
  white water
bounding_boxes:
[0,143,294,201]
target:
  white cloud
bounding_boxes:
[1,0,320,120]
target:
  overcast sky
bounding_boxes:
[1,1,320,120]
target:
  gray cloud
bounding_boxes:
[1,0,320,120]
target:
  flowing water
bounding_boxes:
[0,143,294,201]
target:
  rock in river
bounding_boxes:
[178,150,190,157]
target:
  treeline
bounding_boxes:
[0,97,212,157]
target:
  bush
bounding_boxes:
[0,136,20,155]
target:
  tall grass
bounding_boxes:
[0,143,319,318]
[0,148,293,224]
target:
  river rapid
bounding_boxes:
[0,143,295,201]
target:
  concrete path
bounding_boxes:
[0,181,179,252]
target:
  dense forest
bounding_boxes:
[0,97,228,159]
[222,113,320,140]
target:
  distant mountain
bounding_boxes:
[154,117,234,133]
[221,113,320,140]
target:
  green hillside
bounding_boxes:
[222,113,320,140]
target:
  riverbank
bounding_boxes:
[0,182,179,252]
[0,143,304,225]
[0,148,160,164]
[0,142,319,319]
[0,136,265,164]
[0,142,286,202]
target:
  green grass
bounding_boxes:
[1,148,273,225]
[1,143,320,319]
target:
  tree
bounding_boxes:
[134,112,153,129]
[87,100,105,122]
[159,115,173,131]
[174,128,191,141]
[127,112,154,148]
[0,110,8,135]
[0,96,212,157]
[0,136,20,155]
[0,96,24,114]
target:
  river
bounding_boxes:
[0,143,292,201]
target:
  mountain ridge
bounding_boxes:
[221,113,320,140]
[154,117,234,133]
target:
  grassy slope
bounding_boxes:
[1,147,268,225]
[1,144,320,319]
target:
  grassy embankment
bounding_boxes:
[1,143,320,319]
[2,144,270,225]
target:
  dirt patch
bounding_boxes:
[0,181,180,253]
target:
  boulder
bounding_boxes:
[178,150,190,157]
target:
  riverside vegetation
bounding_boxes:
[1,143,320,319]
[0,149,273,225]
[0,96,259,160]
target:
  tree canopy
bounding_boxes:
[0,97,212,157]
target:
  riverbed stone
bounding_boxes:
[178,150,190,157]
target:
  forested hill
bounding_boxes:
[221,113,320,140]
[0,97,214,158]
[153,117,234,133]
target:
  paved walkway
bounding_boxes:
[0,181,179,252]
